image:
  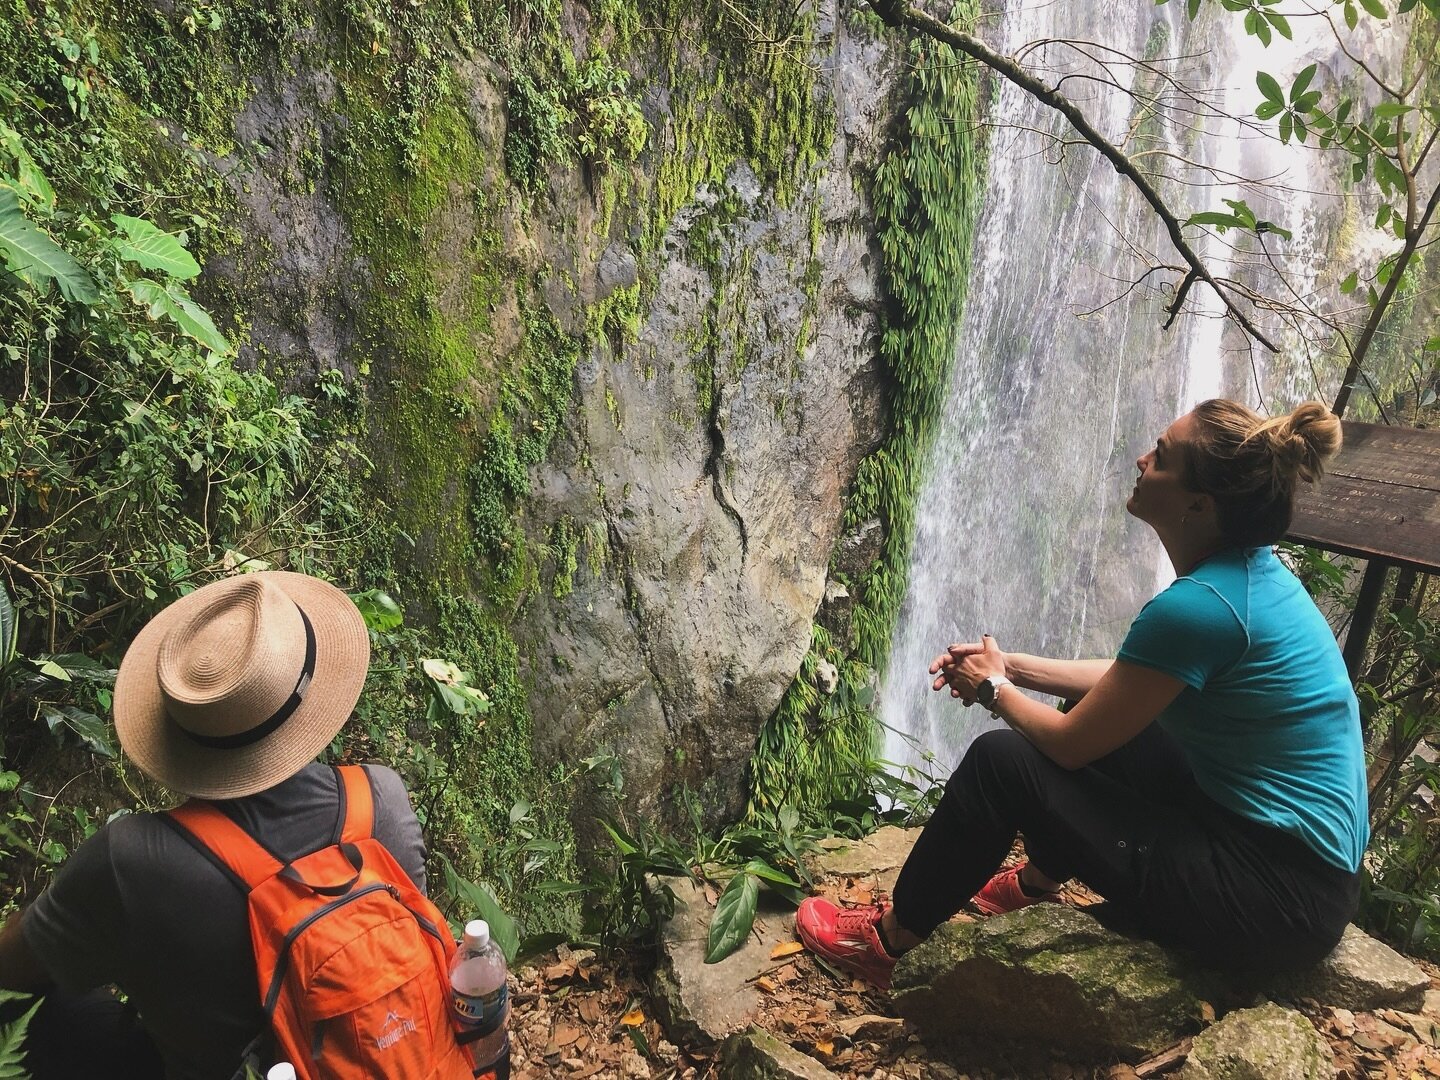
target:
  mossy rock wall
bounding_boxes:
[192,0,903,825]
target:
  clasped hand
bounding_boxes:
[928,634,1008,706]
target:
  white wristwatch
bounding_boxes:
[976,675,1013,716]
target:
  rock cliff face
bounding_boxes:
[207,2,904,822]
[521,14,900,820]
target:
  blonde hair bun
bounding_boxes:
[1249,401,1341,487]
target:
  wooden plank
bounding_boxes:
[1287,421,1440,572]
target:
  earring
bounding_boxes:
[1181,515,1189,524]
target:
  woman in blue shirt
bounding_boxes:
[797,400,1368,987]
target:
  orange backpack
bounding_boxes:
[166,765,476,1080]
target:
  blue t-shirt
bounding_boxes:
[1117,546,1368,872]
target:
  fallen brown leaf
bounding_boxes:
[771,941,805,960]
[619,1008,645,1028]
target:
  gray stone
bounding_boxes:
[518,1,902,827]
[717,1028,837,1079]
[814,660,839,695]
[650,875,797,1044]
[596,242,639,296]
[891,905,1211,1060]
[807,827,920,896]
[1177,1003,1334,1080]
[1268,924,1429,1011]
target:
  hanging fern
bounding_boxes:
[748,1,987,817]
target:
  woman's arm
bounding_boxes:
[1003,653,1113,700]
[932,638,1186,769]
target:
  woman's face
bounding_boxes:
[1127,411,1205,530]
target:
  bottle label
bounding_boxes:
[453,983,508,1033]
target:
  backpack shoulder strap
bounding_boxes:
[336,764,374,844]
[166,801,285,890]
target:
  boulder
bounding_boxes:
[806,826,921,896]
[890,904,1211,1060]
[717,1028,836,1079]
[1269,924,1429,1012]
[1176,1003,1335,1080]
[650,875,796,1044]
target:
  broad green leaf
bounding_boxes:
[1344,0,1359,28]
[1295,92,1322,113]
[1255,101,1283,121]
[600,819,639,857]
[1376,204,1393,229]
[0,189,99,303]
[41,705,115,757]
[1340,270,1359,294]
[1290,64,1317,102]
[124,278,232,355]
[1265,10,1292,37]
[111,214,201,279]
[351,588,403,632]
[1372,102,1414,119]
[0,582,14,667]
[742,858,801,889]
[1358,0,1387,16]
[705,871,759,963]
[1188,0,1201,16]
[0,772,18,794]
[438,853,519,962]
[43,653,115,682]
[1249,72,1284,104]
[1279,111,1294,143]
[1188,211,1244,230]
[1423,335,1440,352]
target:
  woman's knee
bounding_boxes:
[946,728,1044,799]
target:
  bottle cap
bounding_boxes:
[267,1065,298,1080]
[463,919,490,950]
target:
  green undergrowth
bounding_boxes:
[748,3,988,817]
[1,0,849,950]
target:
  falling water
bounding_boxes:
[880,0,1403,774]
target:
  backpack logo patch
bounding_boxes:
[376,1010,418,1050]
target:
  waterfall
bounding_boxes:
[879,0,1398,776]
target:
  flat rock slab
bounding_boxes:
[650,875,796,1044]
[806,826,920,895]
[891,904,1211,1061]
[717,1028,837,1078]
[1269,923,1429,1012]
[1177,1003,1335,1080]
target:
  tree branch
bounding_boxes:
[868,0,1281,353]
[1332,176,1440,417]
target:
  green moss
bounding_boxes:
[749,1,989,817]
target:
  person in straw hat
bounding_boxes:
[0,572,431,1079]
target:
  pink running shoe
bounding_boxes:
[794,897,898,990]
[971,862,1062,916]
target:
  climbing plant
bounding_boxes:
[748,2,987,817]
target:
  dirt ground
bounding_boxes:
[505,874,1440,1080]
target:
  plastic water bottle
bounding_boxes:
[451,919,510,1080]
[266,1065,297,1080]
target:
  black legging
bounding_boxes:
[892,724,1360,971]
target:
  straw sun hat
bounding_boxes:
[113,572,369,800]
